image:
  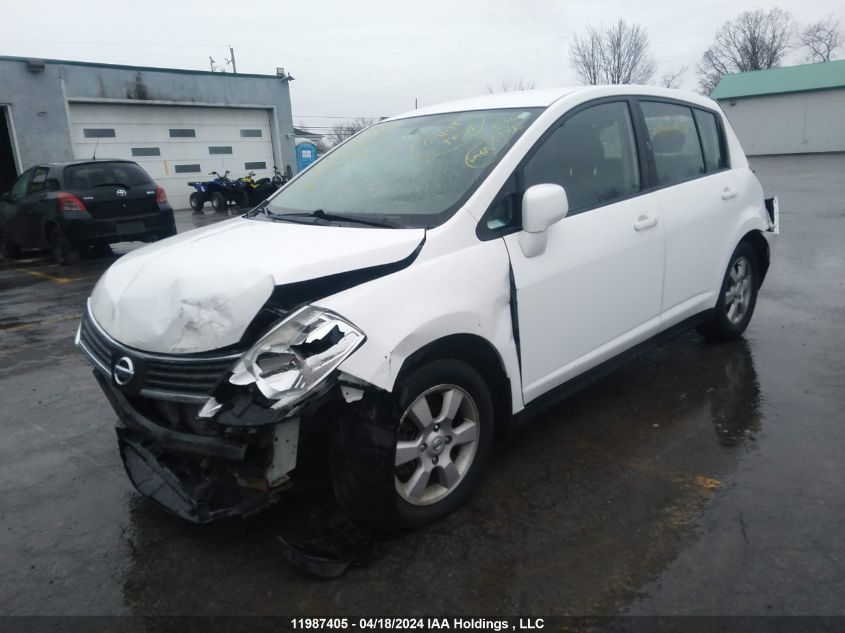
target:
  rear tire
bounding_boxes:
[91,243,112,258]
[697,242,759,342]
[189,192,205,213]
[237,191,250,208]
[0,229,21,259]
[393,359,494,529]
[49,227,80,266]
[210,192,226,212]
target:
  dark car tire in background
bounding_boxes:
[697,241,760,342]
[393,359,495,529]
[0,229,22,259]
[189,192,205,213]
[49,226,80,266]
[210,192,226,212]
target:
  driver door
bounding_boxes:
[501,100,665,404]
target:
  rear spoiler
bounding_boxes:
[765,197,780,235]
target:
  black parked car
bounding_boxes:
[0,159,176,265]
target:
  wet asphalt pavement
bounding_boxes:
[0,155,843,616]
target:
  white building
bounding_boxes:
[712,60,845,156]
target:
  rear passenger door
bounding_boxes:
[502,100,665,404]
[637,100,738,326]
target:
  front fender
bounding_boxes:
[317,237,524,413]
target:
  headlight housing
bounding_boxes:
[222,306,365,411]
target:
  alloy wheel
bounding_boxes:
[394,384,480,506]
[725,255,753,325]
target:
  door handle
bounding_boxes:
[634,215,658,231]
[721,187,737,200]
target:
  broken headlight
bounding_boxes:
[212,306,365,412]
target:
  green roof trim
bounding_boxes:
[0,54,280,80]
[711,59,845,100]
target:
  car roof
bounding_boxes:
[41,159,138,168]
[387,85,720,121]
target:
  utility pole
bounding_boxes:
[209,56,216,72]
[415,97,418,109]
[227,45,237,74]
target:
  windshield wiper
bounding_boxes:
[284,209,398,228]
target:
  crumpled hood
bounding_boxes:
[90,217,425,354]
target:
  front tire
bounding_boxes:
[0,229,21,259]
[189,192,205,213]
[393,359,494,528]
[697,242,759,341]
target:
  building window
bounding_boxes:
[174,164,201,173]
[83,128,116,138]
[240,129,262,138]
[209,146,233,155]
[244,161,267,170]
[131,147,161,157]
[169,129,196,138]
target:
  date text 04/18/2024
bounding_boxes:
[289,618,546,631]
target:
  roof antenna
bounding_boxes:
[92,135,100,160]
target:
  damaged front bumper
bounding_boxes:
[78,302,398,534]
[94,370,300,523]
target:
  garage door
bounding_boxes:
[68,103,275,210]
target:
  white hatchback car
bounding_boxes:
[77,86,777,529]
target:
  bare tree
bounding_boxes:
[327,117,376,147]
[569,20,656,85]
[485,79,536,93]
[798,16,842,62]
[697,8,793,95]
[570,25,604,85]
[660,66,687,89]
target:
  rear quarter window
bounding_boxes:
[693,109,727,172]
[64,162,153,189]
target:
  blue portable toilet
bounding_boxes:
[295,139,318,172]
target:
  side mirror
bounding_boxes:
[519,184,568,257]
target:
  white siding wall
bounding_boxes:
[69,103,275,209]
[719,89,845,156]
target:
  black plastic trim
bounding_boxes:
[95,370,248,461]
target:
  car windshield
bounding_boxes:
[64,162,152,189]
[264,108,542,228]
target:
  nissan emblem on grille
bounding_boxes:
[113,356,135,386]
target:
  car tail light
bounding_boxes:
[57,192,87,212]
[156,186,167,205]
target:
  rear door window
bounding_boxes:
[64,162,153,189]
[693,109,727,172]
[640,101,705,187]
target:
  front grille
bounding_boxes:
[78,305,240,403]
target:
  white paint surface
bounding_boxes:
[89,86,772,414]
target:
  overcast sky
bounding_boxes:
[1,0,842,131]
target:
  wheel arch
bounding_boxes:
[395,333,513,435]
[739,229,770,287]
